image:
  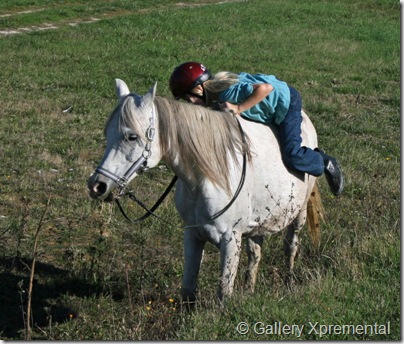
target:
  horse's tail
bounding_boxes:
[306,182,325,251]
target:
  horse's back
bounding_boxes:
[301,110,318,149]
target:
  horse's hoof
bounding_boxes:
[181,287,197,311]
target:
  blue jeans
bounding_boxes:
[278,86,324,176]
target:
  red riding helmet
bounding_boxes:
[169,62,211,99]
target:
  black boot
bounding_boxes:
[315,148,344,196]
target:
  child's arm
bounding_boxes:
[220,83,273,115]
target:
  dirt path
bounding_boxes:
[0,0,245,37]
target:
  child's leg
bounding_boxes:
[279,86,324,176]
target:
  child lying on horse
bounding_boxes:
[169,61,344,196]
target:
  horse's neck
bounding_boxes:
[163,152,201,190]
[156,98,237,195]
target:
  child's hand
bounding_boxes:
[219,102,240,115]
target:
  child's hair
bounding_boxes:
[204,71,239,107]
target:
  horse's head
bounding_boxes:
[88,79,161,201]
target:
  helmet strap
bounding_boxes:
[201,83,207,103]
[186,84,207,103]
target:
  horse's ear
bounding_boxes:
[115,79,130,100]
[144,82,157,102]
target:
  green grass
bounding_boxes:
[0,0,400,340]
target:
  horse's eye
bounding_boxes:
[127,134,138,142]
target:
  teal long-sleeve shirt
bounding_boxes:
[218,72,291,125]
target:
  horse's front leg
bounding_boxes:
[181,228,206,304]
[218,229,242,302]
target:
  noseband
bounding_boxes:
[95,102,156,192]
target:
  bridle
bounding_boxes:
[95,102,156,192]
[94,100,247,226]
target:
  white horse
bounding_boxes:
[88,79,324,302]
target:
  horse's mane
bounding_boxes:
[108,95,251,194]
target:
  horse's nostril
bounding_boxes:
[94,181,108,195]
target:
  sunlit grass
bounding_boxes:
[0,0,399,340]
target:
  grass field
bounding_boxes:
[0,0,400,340]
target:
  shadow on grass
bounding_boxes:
[0,256,113,339]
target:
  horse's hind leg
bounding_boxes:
[283,211,306,287]
[244,235,263,293]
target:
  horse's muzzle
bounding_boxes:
[87,173,115,202]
